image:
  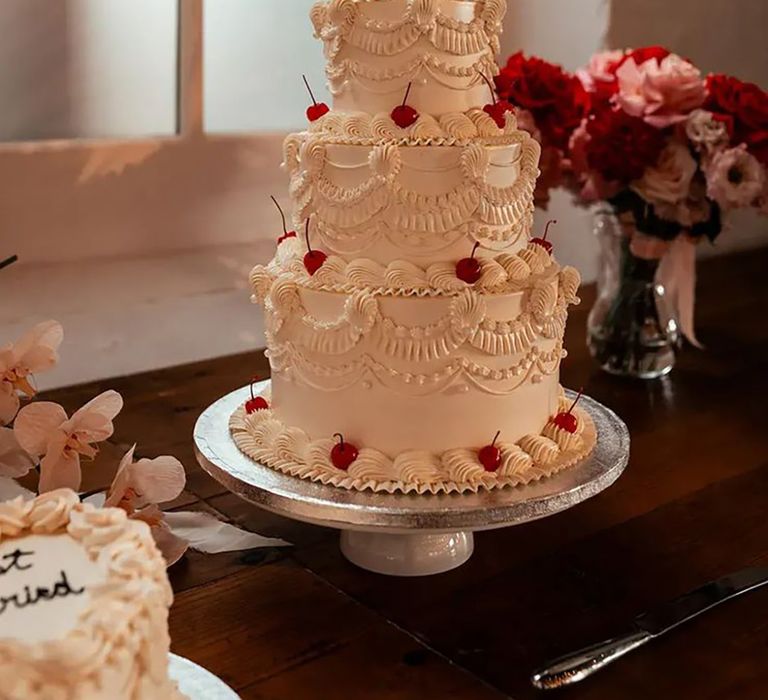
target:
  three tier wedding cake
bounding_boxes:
[231,0,596,494]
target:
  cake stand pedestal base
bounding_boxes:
[340,530,474,576]
[194,383,629,577]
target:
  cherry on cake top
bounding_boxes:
[310,0,508,118]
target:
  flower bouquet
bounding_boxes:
[494,48,767,377]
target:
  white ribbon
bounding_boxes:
[659,235,702,349]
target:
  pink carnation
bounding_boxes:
[615,54,706,128]
[706,144,766,210]
[577,50,626,101]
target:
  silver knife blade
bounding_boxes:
[634,566,768,636]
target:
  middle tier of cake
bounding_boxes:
[283,128,541,266]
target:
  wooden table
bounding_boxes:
[41,248,768,700]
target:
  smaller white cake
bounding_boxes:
[0,490,185,700]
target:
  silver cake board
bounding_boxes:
[169,653,239,699]
[193,382,629,577]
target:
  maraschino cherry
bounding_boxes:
[271,196,297,245]
[391,82,419,128]
[479,72,513,129]
[552,389,584,434]
[245,377,269,414]
[456,242,483,284]
[303,217,327,276]
[303,74,330,122]
[479,431,503,472]
[331,433,359,471]
[531,220,557,256]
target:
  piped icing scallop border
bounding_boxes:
[307,108,522,147]
[284,132,541,254]
[229,390,596,495]
[311,0,507,60]
[255,236,581,299]
[0,491,180,699]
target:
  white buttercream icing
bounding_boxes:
[0,490,183,700]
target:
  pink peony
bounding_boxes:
[615,54,707,128]
[706,144,766,210]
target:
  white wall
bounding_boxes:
[503,0,607,70]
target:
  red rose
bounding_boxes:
[705,74,743,114]
[706,74,768,164]
[735,81,768,130]
[495,52,590,151]
[584,107,666,182]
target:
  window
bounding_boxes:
[0,0,179,142]
[204,0,327,133]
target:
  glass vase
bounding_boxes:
[587,208,681,379]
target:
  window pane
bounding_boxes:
[204,0,328,133]
[0,0,178,142]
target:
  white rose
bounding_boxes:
[632,141,698,206]
[685,109,730,153]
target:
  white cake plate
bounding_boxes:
[169,653,239,699]
[193,382,629,577]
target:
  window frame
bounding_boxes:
[0,0,203,154]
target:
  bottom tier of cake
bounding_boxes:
[229,388,596,495]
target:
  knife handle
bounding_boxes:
[531,629,654,690]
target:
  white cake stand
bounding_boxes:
[193,382,629,577]
[169,654,239,699]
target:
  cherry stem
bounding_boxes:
[0,254,18,271]
[302,74,317,106]
[250,376,260,401]
[478,72,497,104]
[304,218,313,254]
[402,81,413,107]
[491,431,501,448]
[471,242,481,259]
[270,196,288,235]
[334,433,345,448]
[568,388,584,415]
[543,219,558,243]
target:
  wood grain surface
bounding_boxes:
[39,248,768,700]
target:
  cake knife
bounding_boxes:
[531,566,768,690]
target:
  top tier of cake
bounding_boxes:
[311,0,507,117]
